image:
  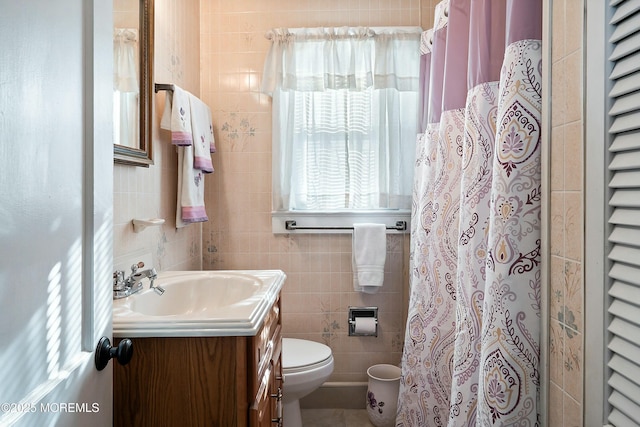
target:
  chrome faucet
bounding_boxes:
[113,262,164,299]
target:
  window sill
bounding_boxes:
[272,210,411,234]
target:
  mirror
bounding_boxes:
[113,0,154,167]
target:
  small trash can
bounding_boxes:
[366,364,402,427]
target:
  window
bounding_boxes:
[262,27,421,231]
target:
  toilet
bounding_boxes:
[282,338,334,427]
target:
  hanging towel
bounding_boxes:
[352,223,386,294]
[176,145,208,227]
[160,86,192,146]
[161,85,215,228]
[188,93,216,173]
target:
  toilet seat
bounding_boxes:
[282,338,333,374]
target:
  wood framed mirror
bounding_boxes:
[113,0,154,167]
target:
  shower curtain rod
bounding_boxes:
[285,220,407,231]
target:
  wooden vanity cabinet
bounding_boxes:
[113,295,282,427]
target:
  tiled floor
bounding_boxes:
[300,409,375,427]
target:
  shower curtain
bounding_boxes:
[397,0,542,426]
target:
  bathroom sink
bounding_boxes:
[112,270,286,337]
[130,273,261,316]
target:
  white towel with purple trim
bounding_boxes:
[160,85,216,227]
[188,93,216,173]
[160,85,192,146]
[176,145,208,228]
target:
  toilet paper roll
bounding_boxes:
[354,317,377,335]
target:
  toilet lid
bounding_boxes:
[282,338,332,369]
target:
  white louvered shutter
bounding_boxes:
[607,0,640,425]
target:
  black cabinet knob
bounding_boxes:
[95,336,133,371]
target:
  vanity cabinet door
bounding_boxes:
[250,358,283,427]
[250,363,276,427]
[113,336,249,426]
[271,355,284,426]
[250,296,283,427]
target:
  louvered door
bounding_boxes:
[607,0,640,425]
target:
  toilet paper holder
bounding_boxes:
[348,306,378,337]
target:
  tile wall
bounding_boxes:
[198,0,435,383]
[112,1,587,422]
[113,0,202,271]
[549,0,585,425]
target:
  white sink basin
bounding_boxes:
[112,270,286,337]
[130,272,262,316]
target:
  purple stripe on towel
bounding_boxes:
[181,206,208,223]
[194,156,214,173]
[171,131,193,146]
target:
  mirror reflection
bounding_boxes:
[113,25,139,148]
[113,0,153,167]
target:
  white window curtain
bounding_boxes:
[262,27,421,211]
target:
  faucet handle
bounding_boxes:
[113,270,125,291]
[130,261,145,274]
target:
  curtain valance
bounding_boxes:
[261,26,422,94]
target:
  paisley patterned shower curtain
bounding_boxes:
[397,0,542,425]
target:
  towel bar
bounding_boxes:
[154,83,174,93]
[284,220,406,231]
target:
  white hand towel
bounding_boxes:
[352,223,386,294]
[188,93,216,173]
[160,86,192,146]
